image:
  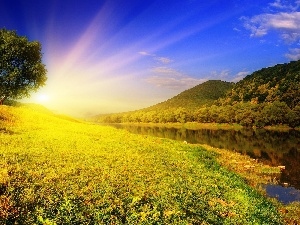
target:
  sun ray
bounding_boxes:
[26,1,242,117]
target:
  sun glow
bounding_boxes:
[23,1,211,117]
[31,4,148,117]
[36,94,50,103]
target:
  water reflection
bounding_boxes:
[265,184,300,204]
[108,124,300,203]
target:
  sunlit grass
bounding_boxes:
[0,105,284,224]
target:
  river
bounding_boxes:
[106,123,300,204]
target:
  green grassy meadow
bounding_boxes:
[0,105,284,224]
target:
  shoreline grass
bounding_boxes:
[200,144,300,224]
[0,105,295,224]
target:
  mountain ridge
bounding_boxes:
[95,60,300,127]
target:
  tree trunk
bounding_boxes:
[0,96,7,105]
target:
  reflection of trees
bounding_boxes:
[280,148,300,189]
[116,125,299,162]
[193,129,299,156]
[190,129,300,189]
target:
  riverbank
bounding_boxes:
[200,144,300,224]
[0,105,297,224]
[99,122,243,130]
[102,122,300,223]
[101,121,299,131]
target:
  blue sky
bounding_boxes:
[1,0,300,116]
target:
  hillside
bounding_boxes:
[95,80,234,123]
[219,60,300,108]
[146,80,234,111]
[96,60,300,127]
[0,104,287,224]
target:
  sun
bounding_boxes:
[36,94,50,103]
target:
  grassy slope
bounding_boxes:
[0,105,283,224]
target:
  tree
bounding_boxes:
[0,29,47,104]
[261,101,291,125]
[287,105,300,128]
[174,107,188,123]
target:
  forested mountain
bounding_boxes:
[219,60,300,108]
[145,80,234,111]
[95,80,234,123]
[96,60,300,128]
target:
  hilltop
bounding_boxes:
[145,80,234,111]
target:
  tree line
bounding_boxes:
[97,101,300,128]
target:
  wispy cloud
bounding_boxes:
[242,12,300,42]
[269,0,300,11]
[154,57,173,64]
[138,51,154,56]
[242,1,300,43]
[146,67,206,90]
[269,0,286,9]
[139,51,173,64]
[151,67,181,75]
[210,70,230,79]
[285,48,300,60]
[232,71,249,83]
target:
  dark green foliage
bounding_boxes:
[261,101,290,125]
[97,102,296,128]
[0,29,47,104]
[287,105,300,128]
[221,60,300,108]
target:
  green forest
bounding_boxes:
[96,60,300,128]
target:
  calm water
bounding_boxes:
[107,124,300,204]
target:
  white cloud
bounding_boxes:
[139,51,173,64]
[231,71,249,83]
[285,48,300,60]
[236,71,250,76]
[242,12,300,42]
[151,67,181,75]
[242,0,300,43]
[146,67,206,90]
[210,70,230,79]
[138,51,155,56]
[154,57,173,64]
[233,27,241,32]
[270,0,285,9]
[269,0,300,11]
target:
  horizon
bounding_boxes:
[1,0,300,117]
